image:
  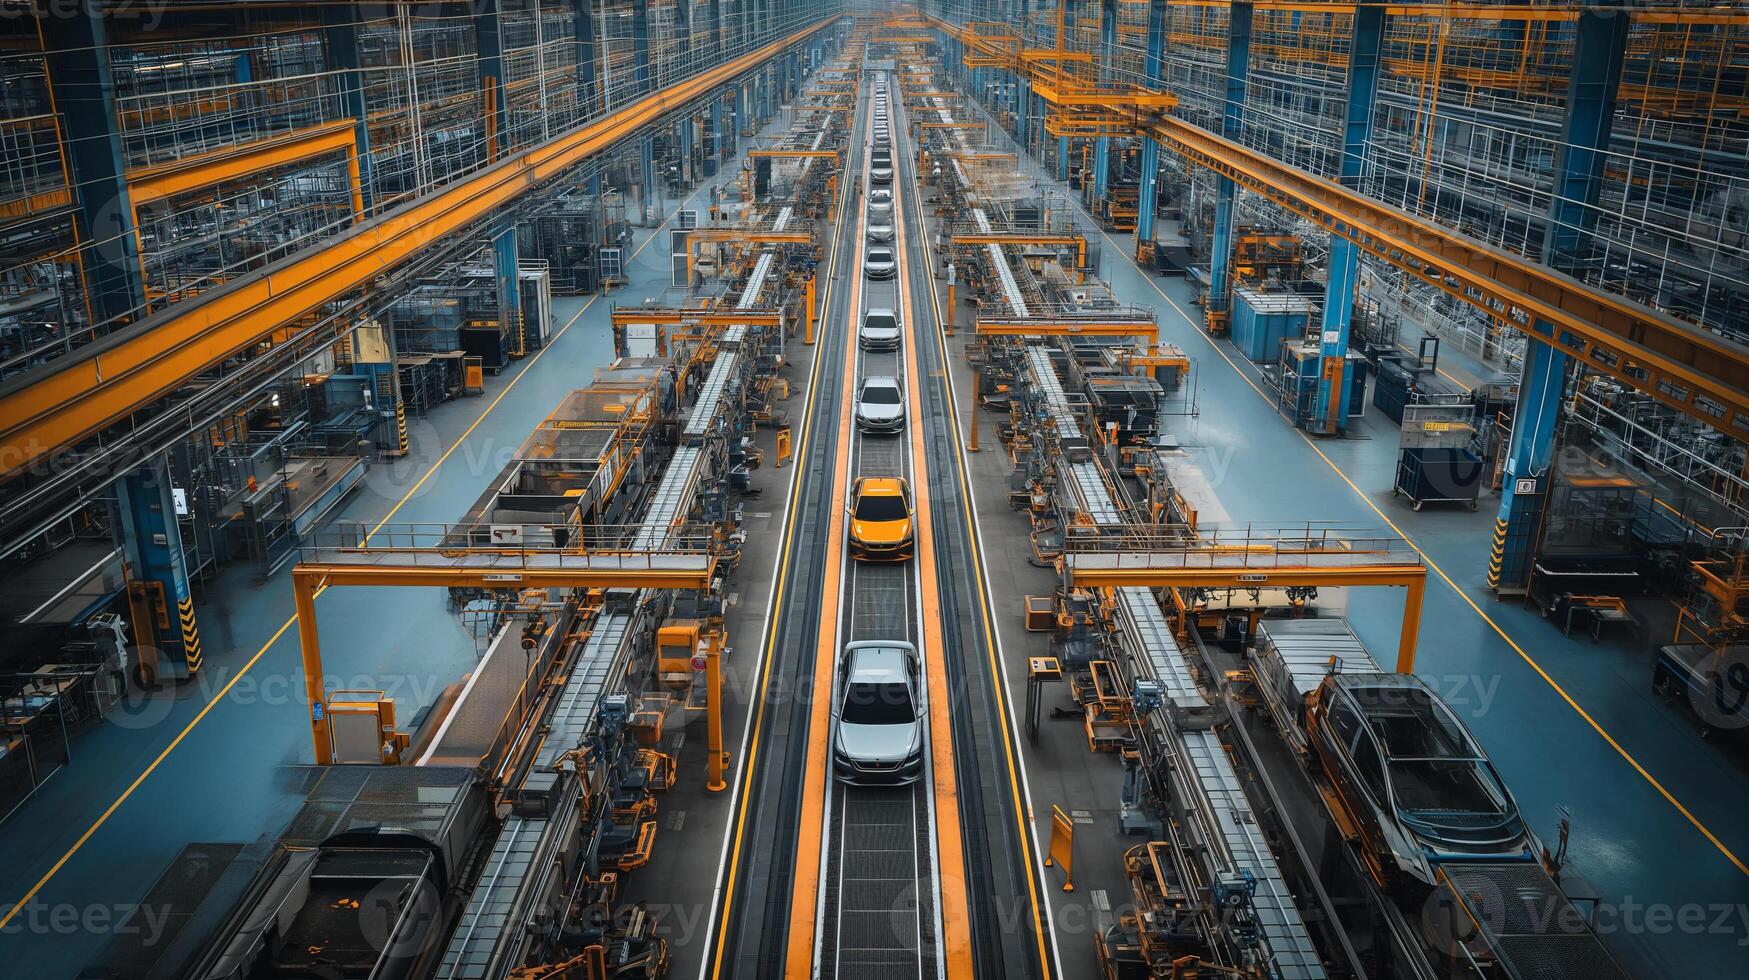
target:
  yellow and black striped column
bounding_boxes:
[177,592,203,674]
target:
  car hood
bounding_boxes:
[861,327,900,339]
[858,402,903,421]
[852,517,911,542]
[836,721,922,762]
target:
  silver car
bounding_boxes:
[859,307,901,350]
[871,164,893,184]
[867,222,895,243]
[867,188,893,214]
[856,375,906,434]
[832,641,924,785]
[863,245,897,280]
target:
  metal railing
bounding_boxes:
[1060,521,1424,569]
[298,520,719,569]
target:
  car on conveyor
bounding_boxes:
[856,376,906,434]
[867,221,895,243]
[859,308,901,351]
[1306,672,1535,891]
[863,245,897,280]
[832,640,925,784]
[868,188,893,215]
[848,476,914,561]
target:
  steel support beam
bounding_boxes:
[1491,6,1627,592]
[573,0,599,114]
[1311,2,1382,434]
[117,459,201,680]
[1208,2,1252,326]
[475,1,508,161]
[323,7,375,215]
[42,2,143,327]
[1134,0,1166,254]
[1092,0,1118,205]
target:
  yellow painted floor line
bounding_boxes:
[1096,223,1749,879]
[0,205,689,932]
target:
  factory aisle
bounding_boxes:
[0,114,799,977]
[955,104,1749,978]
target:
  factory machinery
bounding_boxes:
[921,50,1633,980]
[74,48,858,980]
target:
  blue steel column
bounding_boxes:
[475,2,508,158]
[1207,2,1251,333]
[1012,0,1030,146]
[118,460,201,679]
[323,6,375,215]
[1310,3,1383,434]
[574,0,599,116]
[1490,6,1627,594]
[1133,0,1166,258]
[633,0,652,96]
[1056,0,1075,181]
[1091,0,1117,207]
[713,94,727,169]
[42,1,144,326]
[641,137,658,222]
[495,224,524,355]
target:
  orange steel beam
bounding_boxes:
[0,15,843,481]
[1065,559,1428,670]
[746,149,841,159]
[1144,112,1749,435]
[0,186,73,223]
[125,120,359,206]
[294,558,713,763]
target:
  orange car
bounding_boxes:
[848,476,914,561]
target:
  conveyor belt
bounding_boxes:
[1019,231,1325,980]
[1438,863,1632,980]
[437,610,632,980]
[1025,346,1083,446]
[817,69,935,980]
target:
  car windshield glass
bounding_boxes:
[855,494,908,521]
[1387,760,1514,823]
[842,680,914,725]
[862,385,902,404]
[868,249,893,263]
[865,314,896,332]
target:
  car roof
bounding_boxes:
[861,375,902,389]
[866,306,897,318]
[846,645,912,680]
[856,476,908,495]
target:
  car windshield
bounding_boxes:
[855,493,908,521]
[842,680,915,725]
[1356,685,1518,826]
[862,385,902,404]
[868,249,893,263]
[864,314,896,332]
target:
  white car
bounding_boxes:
[832,641,924,784]
[867,188,893,214]
[856,376,906,434]
[859,308,901,350]
[863,246,897,280]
